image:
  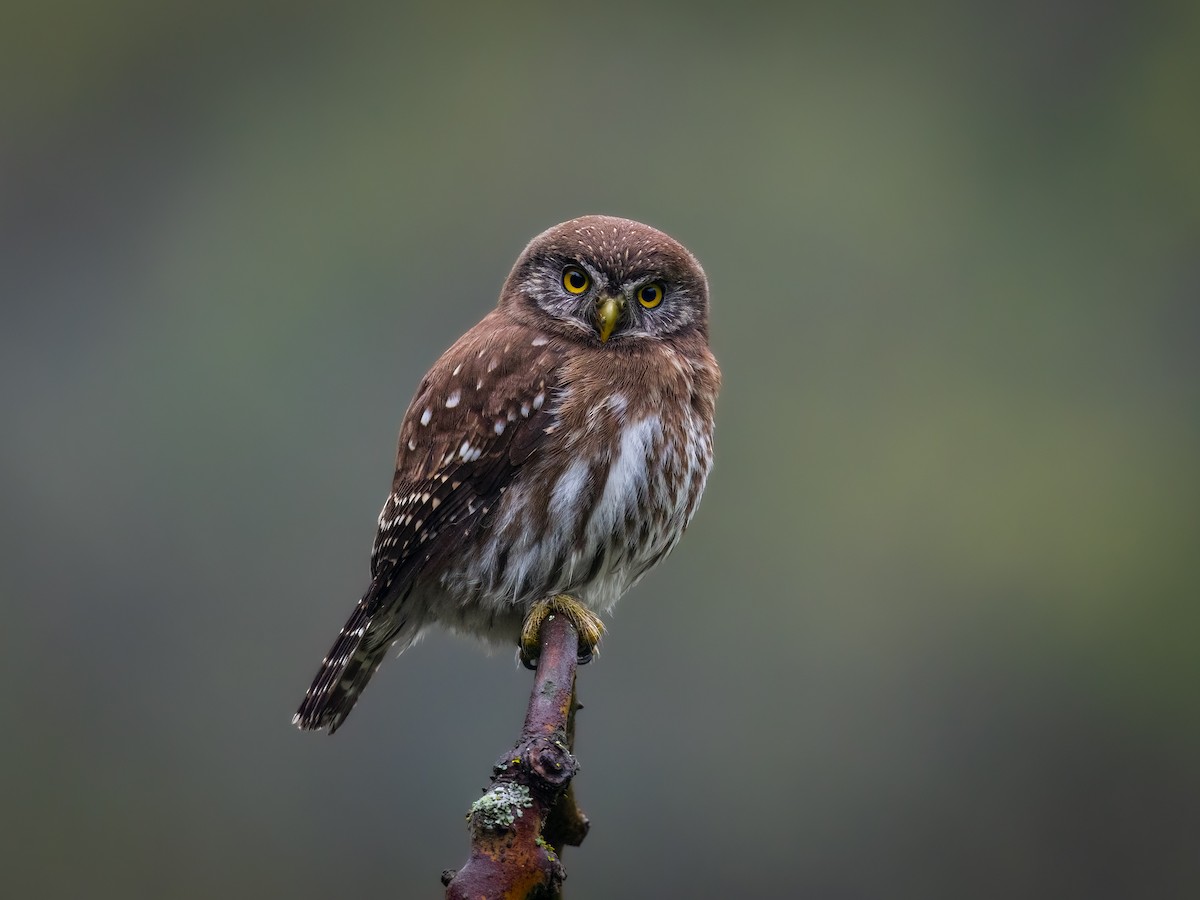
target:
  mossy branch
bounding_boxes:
[443,614,589,899]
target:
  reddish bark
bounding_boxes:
[444,614,589,899]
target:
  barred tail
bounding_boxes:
[293,583,415,733]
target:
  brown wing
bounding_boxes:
[368,309,562,608]
[294,310,562,732]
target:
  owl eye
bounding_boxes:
[562,266,591,295]
[636,282,664,309]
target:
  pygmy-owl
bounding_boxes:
[295,215,721,732]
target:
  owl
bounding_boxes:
[295,215,721,732]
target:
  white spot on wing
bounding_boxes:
[531,336,549,346]
[420,408,432,426]
[445,390,461,408]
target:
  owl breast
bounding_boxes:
[437,369,714,634]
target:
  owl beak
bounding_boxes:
[596,296,624,343]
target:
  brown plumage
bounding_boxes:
[295,215,721,732]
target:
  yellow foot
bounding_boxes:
[520,594,605,670]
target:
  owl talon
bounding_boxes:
[520,594,604,669]
[519,646,538,670]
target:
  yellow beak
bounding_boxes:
[596,296,624,343]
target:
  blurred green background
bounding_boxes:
[2,2,1198,897]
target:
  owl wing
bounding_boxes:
[295,312,563,732]
[369,313,562,599]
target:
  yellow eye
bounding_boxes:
[562,266,591,295]
[637,282,664,308]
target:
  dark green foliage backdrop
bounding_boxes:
[2,2,1197,897]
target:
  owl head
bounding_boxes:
[500,215,710,346]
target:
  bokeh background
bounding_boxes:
[3,2,1198,897]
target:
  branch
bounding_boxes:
[443,614,590,899]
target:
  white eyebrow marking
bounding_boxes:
[445,390,461,408]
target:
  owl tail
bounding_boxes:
[293,582,416,733]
